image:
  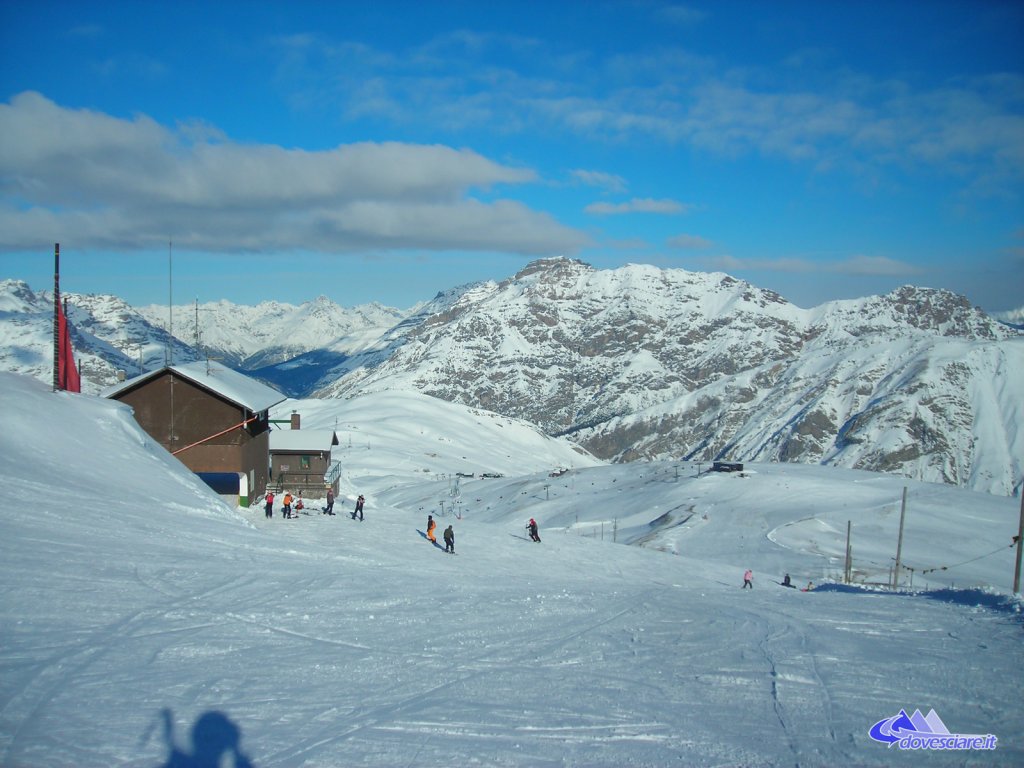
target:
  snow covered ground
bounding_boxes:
[1,372,1021,767]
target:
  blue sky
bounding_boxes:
[1,0,1022,312]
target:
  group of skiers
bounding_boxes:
[426,514,456,553]
[262,489,359,521]
[262,495,808,586]
[262,490,304,519]
[261,493,549,559]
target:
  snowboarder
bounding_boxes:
[526,518,541,542]
[802,581,814,592]
[427,515,437,544]
[351,494,364,521]
[282,492,293,519]
[324,488,335,515]
[782,573,792,588]
[443,525,455,554]
[742,569,753,589]
[264,491,274,519]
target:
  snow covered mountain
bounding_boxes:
[135,295,409,370]
[2,259,1021,495]
[0,278,412,395]
[314,259,1024,496]
[994,305,1024,329]
[0,278,199,388]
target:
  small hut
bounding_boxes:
[268,414,340,500]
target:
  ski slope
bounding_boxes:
[0,373,1021,767]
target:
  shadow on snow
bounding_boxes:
[811,583,1024,623]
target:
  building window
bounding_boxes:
[300,455,311,470]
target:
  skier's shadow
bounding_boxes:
[417,530,444,549]
[157,708,254,767]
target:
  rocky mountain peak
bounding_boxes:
[882,285,1003,338]
[513,256,592,281]
[0,279,46,311]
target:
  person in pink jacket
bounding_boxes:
[742,569,753,589]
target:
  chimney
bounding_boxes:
[291,412,300,430]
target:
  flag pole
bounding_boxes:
[52,243,60,391]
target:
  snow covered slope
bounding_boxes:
[1,372,1021,767]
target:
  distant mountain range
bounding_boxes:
[2,259,1021,495]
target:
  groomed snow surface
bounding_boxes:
[1,372,1021,767]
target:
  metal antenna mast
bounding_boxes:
[167,238,174,366]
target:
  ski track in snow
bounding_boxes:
[2,374,1023,767]
[1,572,259,761]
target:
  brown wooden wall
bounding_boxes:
[270,450,333,497]
[112,371,271,495]
[271,450,331,478]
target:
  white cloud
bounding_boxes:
[667,233,713,249]
[0,92,588,256]
[570,169,627,193]
[277,30,1024,191]
[585,198,691,215]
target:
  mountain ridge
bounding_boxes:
[1,260,1020,495]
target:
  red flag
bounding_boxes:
[57,302,81,393]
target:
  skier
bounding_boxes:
[351,494,365,521]
[264,490,275,519]
[426,515,437,544]
[526,518,541,542]
[282,491,293,519]
[742,569,753,589]
[324,488,335,515]
[443,525,455,554]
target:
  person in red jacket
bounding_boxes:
[526,518,541,542]
[264,491,275,519]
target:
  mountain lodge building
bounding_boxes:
[105,360,286,506]
[268,413,341,500]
